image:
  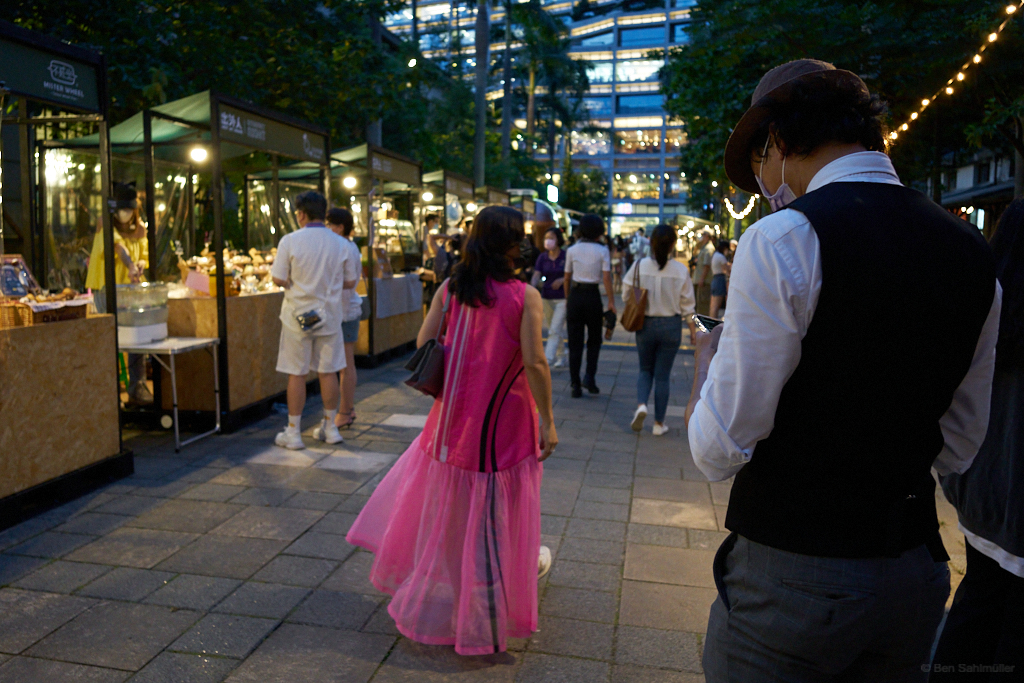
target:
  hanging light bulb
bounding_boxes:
[946,86,954,95]
[911,112,919,120]
[421,191,434,202]
[343,176,357,189]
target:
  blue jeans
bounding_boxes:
[635,315,682,423]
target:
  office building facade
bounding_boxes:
[385,0,697,236]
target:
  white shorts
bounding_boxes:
[276,329,347,376]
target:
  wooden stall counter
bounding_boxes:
[355,274,424,363]
[163,291,312,413]
[0,315,121,501]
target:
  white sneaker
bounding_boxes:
[313,418,344,445]
[538,546,552,578]
[553,358,566,368]
[652,422,669,436]
[631,405,648,432]
[275,429,305,450]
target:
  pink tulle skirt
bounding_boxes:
[346,435,543,655]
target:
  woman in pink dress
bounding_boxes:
[346,205,558,656]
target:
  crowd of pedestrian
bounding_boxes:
[264,59,1020,682]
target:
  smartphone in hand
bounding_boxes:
[692,314,724,333]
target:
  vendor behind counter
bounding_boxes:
[84,181,152,405]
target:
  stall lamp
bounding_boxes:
[190,147,208,162]
[157,203,166,212]
[711,180,718,187]
[342,176,357,189]
[421,191,434,202]
[466,202,477,212]
[408,58,417,67]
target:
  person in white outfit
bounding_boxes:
[272,191,351,449]
[326,207,363,430]
[623,224,697,435]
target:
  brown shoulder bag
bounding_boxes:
[620,260,648,332]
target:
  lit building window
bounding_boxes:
[671,22,691,43]
[613,172,660,199]
[615,129,662,154]
[615,59,664,83]
[586,61,614,84]
[572,130,611,156]
[663,172,688,199]
[664,128,686,153]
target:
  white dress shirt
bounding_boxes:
[565,241,610,283]
[622,257,696,318]
[340,236,363,322]
[688,151,1002,482]
[271,223,350,336]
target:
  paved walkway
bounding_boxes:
[0,318,965,682]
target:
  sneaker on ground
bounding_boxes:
[538,545,552,578]
[652,422,669,436]
[631,404,648,432]
[313,419,344,445]
[553,358,566,368]
[275,429,305,450]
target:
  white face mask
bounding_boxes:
[755,137,797,212]
[544,238,557,251]
[116,209,135,224]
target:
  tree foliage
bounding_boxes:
[660,0,1023,215]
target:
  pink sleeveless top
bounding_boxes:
[420,278,539,473]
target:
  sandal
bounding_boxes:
[334,410,356,430]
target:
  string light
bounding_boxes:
[724,195,759,220]
[891,0,1022,145]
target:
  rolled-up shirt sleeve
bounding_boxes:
[679,271,696,318]
[687,216,819,481]
[933,282,1002,476]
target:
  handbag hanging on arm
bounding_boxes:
[620,261,648,332]
[404,287,450,397]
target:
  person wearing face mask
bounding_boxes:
[86,182,152,404]
[684,60,1001,681]
[531,228,567,368]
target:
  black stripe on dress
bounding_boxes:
[479,359,514,473]
[482,476,500,652]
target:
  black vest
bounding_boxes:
[725,182,995,559]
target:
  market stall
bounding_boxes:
[92,90,331,429]
[0,20,128,525]
[332,144,423,364]
[476,185,511,208]
[421,169,476,236]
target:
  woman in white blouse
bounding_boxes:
[622,224,697,435]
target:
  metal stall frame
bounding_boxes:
[129,91,330,430]
[333,144,422,364]
[0,19,132,527]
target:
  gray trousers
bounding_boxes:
[704,533,949,683]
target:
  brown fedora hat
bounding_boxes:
[723,59,870,194]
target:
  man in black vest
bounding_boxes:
[684,60,1002,681]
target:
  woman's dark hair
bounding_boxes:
[750,78,888,162]
[449,205,524,307]
[716,239,730,254]
[649,224,677,270]
[545,227,565,248]
[294,190,327,221]
[991,198,1024,369]
[577,213,605,241]
[326,207,354,236]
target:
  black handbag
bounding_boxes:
[404,289,450,397]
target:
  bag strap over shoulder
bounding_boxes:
[434,285,451,341]
[633,259,643,289]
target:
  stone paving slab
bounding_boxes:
[0,316,972,681]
